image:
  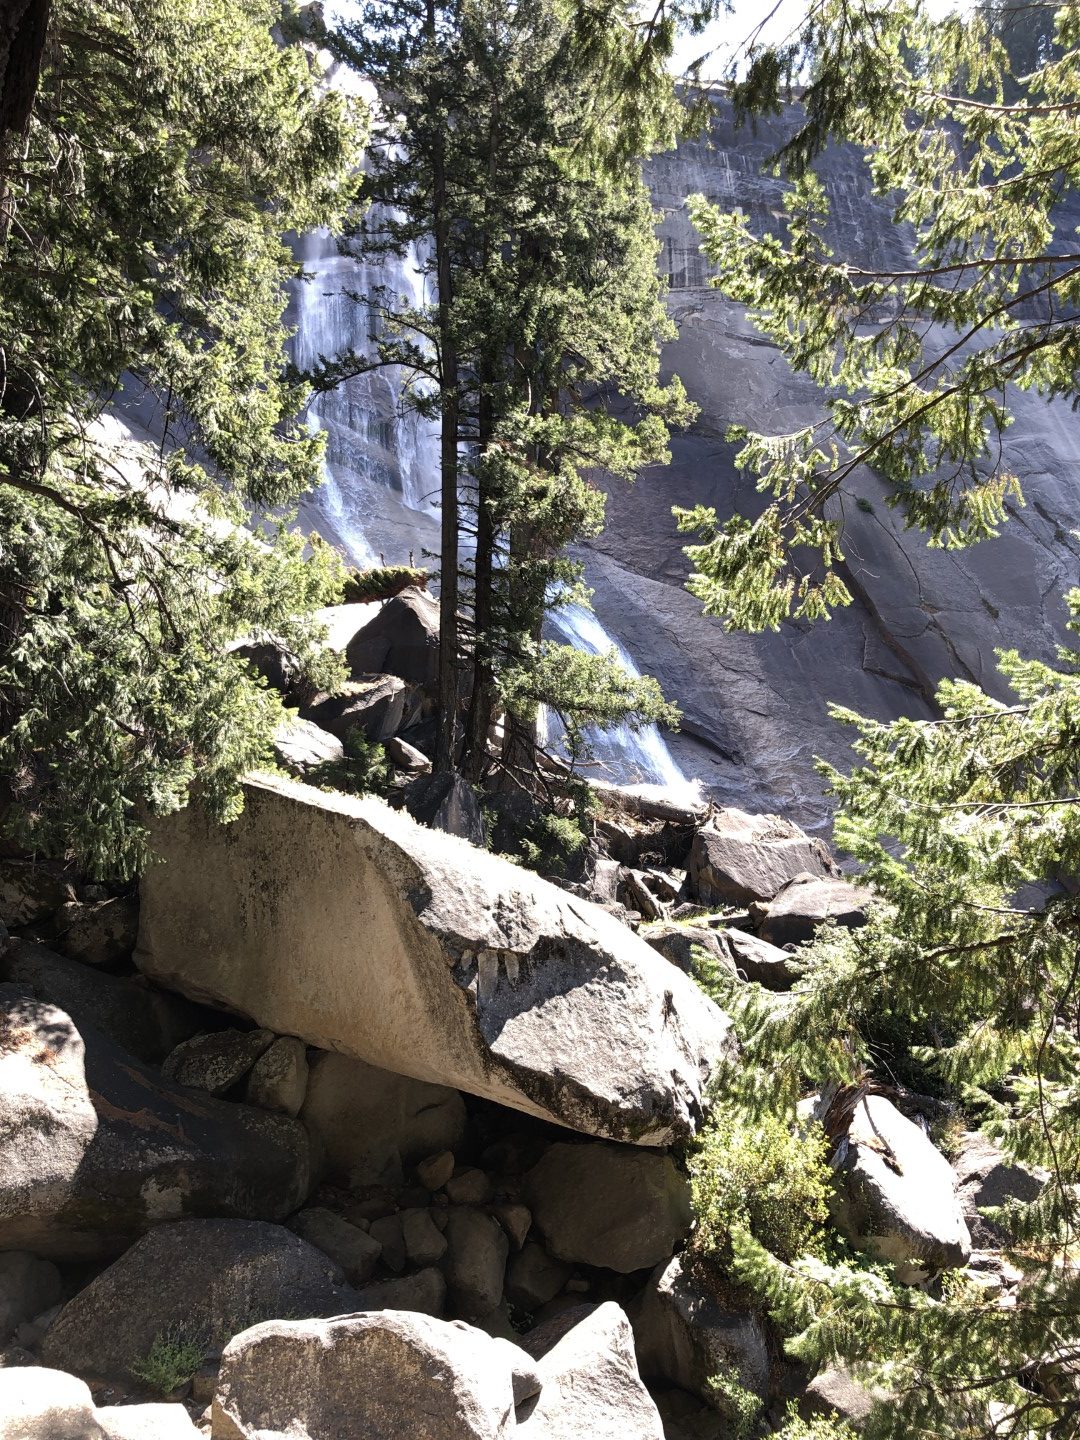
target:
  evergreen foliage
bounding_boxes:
[679,0,1080,631]
[0,0,365,874]
[322,0,692,785]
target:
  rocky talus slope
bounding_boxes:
[0,594,1046,1438]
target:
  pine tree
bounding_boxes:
[323,0,691,786]
[0,0,366,875]
[676,6,1080,1434]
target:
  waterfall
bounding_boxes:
[545,604,699,800]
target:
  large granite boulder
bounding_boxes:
[272,717,344,776]
[639,922,737,978]
[831,1095,971,1281]
[953,1131,1046,1246]
[712,928,804,990]
[0,987,310,1259]
[524,1142,691,1273]
[688,809,835,906]
[0,1367,102,1440]
[632,1256,771,1412]
[756,875,868,948]
[211,1311,520,1439]
[517,1302,664,1439]
[2,938,209,1063]
[344,588,440,688]
[302,674,420,745]
[136,775,732,1145]
[42,1220,359,1384]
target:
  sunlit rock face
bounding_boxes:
[582,96,1080,827]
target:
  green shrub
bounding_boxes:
[132,1329,206,1394]
[690,1110,832,1264]
[310,728,392,797]
[773,1402,858,1440]
[341,564,429,603]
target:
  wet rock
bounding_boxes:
[831,1095,971,1280]
[301,1050,466,1187]
[689,809,835,907]
[517,1302,664,1439]
[211,1310,517,1439]
[756,874,868,948]
[42,1220,359,1384]
[161,1029,276,1097]
[272,717,343,775]
[0,1253,62,1343]
[633,1256,770,1412]
[525,1143,691,1273]
[244,1036,309,1118]
[3,938,210,1064]
[137,775,732,1146]
[506,1242,572,1312]
[289,1207,382,1285]
[0,989,310,1260]
[345,588,440,689]
[443,1208,509,1319]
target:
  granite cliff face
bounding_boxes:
[582,97,1080,827]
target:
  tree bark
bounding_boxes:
[428,0,460,774]
[0,0,48,242]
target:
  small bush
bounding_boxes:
[774,1402,858,1440]
[132,1329,205,1394]
[690,1110,832,1264]
[310,728,392,797]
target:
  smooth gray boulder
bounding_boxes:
[831,1095,971,1280]
[303,674,418,744]
[0,988,310,1259]
[345,587,440,687]
[211,1311,519,1439]
[136,775,733,1145]
[289,1207,382,1285]
[798,1363,886,1426]
[954,1132,1045,1245]
[506,1242,572,1312]
[300,1050,466,1186]
[443,1207,509,1318]
[757,874,868,948]
[0,1366,102,1439]
[272,716,344,775]
[95,1404,201,1439]
[517,1302,664,1439]
[352,1267,447,1317]
[639,922,737,978]
[689,809,834,906]
[525,1143,691,1272]
[633,1256,770,1412]
[3,937,209,1063]
[713,927,804,990]
[42,1220,359,1384]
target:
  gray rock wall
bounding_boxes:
[583,98,1080,828]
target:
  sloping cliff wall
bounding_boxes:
[582,97,1080,827]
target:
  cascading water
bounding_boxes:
[544,604,699,800]
[292,45,695,798]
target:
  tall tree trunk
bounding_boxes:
[462,367,495,783]
[0,0,48,244]
[428,0,459,774]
